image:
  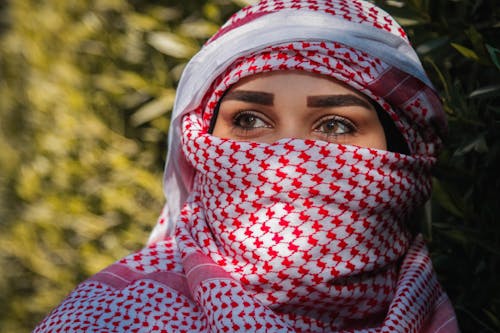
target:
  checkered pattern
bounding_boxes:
[35,1,459,332]
[175,109,429,329]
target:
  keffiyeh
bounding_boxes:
[35,1,459,332]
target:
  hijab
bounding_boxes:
[35,1,459,332]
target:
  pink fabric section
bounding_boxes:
[34,236,458,332]
[422,296,461,333]
[92,264,191,298]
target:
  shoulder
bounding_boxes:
[34,238,207,332]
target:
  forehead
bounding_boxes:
[227,70,371,101]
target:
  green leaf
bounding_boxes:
[483,309,500,330]
[451,42,480,61]
[179,20,219,39]
[468,85,500,99]
[147,32,199,58]
[486,44,500,70]
[130,91,175,126]
[432,178,464,218]
[231,0,258,6]
[454,135,489,155]
[465,26,486,57]
[416,37,449,55]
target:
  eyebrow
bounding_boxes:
[222,90,274,105]
[307,94,373,109]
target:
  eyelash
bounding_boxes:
[313,115,356,137]
[232,111,270,132]
[231,110,357,138]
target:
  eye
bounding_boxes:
[233,111,270,130]
[314,116,356,137]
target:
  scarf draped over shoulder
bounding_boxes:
[35,1,459,332]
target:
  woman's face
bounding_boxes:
[212,71,387,150]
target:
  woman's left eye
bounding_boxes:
[314,116,355,136]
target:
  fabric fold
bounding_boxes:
[34,1,459,332]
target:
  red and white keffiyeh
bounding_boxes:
[35,1,459,332]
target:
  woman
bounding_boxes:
[35,0,459,332]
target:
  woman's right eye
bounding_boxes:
[233,112,270,130]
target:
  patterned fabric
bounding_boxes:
[155,0,446,233]
[35,0,459,332]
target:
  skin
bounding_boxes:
[212,71,387,150]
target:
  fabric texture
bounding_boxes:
[35,0,459,332]
[156,0,447,234]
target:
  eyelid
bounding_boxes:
[312,114,356,131]
[232,110,272,127]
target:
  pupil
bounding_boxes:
[241,115,255,127]
[325,120,336,131]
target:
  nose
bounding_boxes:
[272,121,310,142]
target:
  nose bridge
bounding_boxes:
[277,115,309,141]
[272,77,311,141]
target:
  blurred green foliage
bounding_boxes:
[0,0,498,332]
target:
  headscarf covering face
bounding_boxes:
[34,1,459,332]
[153,0,446,238]
[165,0,451,329]
[173,40,435,329]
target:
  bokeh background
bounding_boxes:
[0,0,498,332]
